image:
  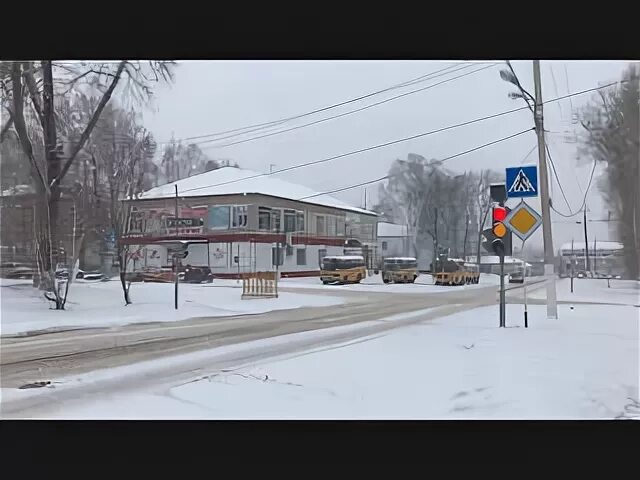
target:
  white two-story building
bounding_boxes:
[121,167,378,278]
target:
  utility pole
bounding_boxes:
[583,206,590,273]
[533,60,558,319]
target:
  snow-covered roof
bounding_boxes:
[479,256,526,264]
[323,255,365,261]
[137,167,376,216]
[559,241,623,252]
[377,222,409,237]
[0,184,35,197]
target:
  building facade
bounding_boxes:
[557,241,625,277]
[121,167,378,277]
[376,222,411,259]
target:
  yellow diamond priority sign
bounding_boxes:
[504,201,543,241]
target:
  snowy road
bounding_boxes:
[1,277,603,418]
[3,301,636,419]
[1,283,510,390]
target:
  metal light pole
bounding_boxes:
[583,206,590,273]
[533,60,558,319]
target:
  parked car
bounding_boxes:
[1,262,35,279]
[508,271,524,283]
[3,265,35,279]
[75,270,105,281]
[576,270,587,279]
[183,265,214,283]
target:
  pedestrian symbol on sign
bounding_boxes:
[505,165,538,198]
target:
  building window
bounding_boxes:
[208,206,230,230]
[296,212,305,232]
[316,215,325,235]
[284,209,297,233]
[232,206,248,228]
[258,207,271,231]
[336,219,345,236]
[382,241,388,251]
[327,215,337,236]
[272,209,281,232]
[286,245,294,256]
[296,248,307,266]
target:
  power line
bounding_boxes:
[550,156,598,218]
[192,63,500,150]
[544,141,573,212]
[548,64,564,120]
[176,79,624,196]
[297,128,533,200]
[519,144,537,165]
[158,62,490,145]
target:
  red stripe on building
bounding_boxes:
[120,232,345,247]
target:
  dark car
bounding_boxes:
[4,265,35,279]
[1,262,35,279]
[508,271,524,283]
[183,265,214,283]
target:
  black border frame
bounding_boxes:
[1,2,638,467]
[1,420,639,463]
[1,3,639,59]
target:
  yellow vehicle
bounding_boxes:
[433,259,480,286]
[320,255,366,285]
[382,257,418,284]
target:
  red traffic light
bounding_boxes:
[492,206,507,222]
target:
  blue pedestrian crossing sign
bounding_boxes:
[506,165,538,198]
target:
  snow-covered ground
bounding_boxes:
[0,279,345,335]
[10,302,638,419]
[528,278,639,306]
[277,272,501,293]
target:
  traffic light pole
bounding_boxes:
[533,60,558,320]
[499,252,506,327]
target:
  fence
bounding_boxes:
[241,271,278,299]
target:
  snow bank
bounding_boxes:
[13,301,637,419]
[164,303,639,419]
[528,278,639,306]
[0,280,344,335]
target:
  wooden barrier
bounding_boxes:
[241,271,279,299]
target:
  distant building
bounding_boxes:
[121,167,379,278]
[557,241,625,277]
[376,222,410,259]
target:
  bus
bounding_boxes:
[320,255,366,285]
[433,258,480,286]
[382,257,418,284]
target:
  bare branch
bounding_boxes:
[22,61,44,126]
[61,68,119,85]
[10,63,49,194]
[0,107,14,143]
[52,61,127,189]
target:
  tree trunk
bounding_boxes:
[462,212,470,261]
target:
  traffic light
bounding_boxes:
[491,205,507,257]
[492,206,507,238]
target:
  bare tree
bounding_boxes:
[579,64,639,279]
[1,60,174,308]
[90,105,158,304]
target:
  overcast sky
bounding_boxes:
[141,60,631,251]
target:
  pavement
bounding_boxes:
[0,278,551,417]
